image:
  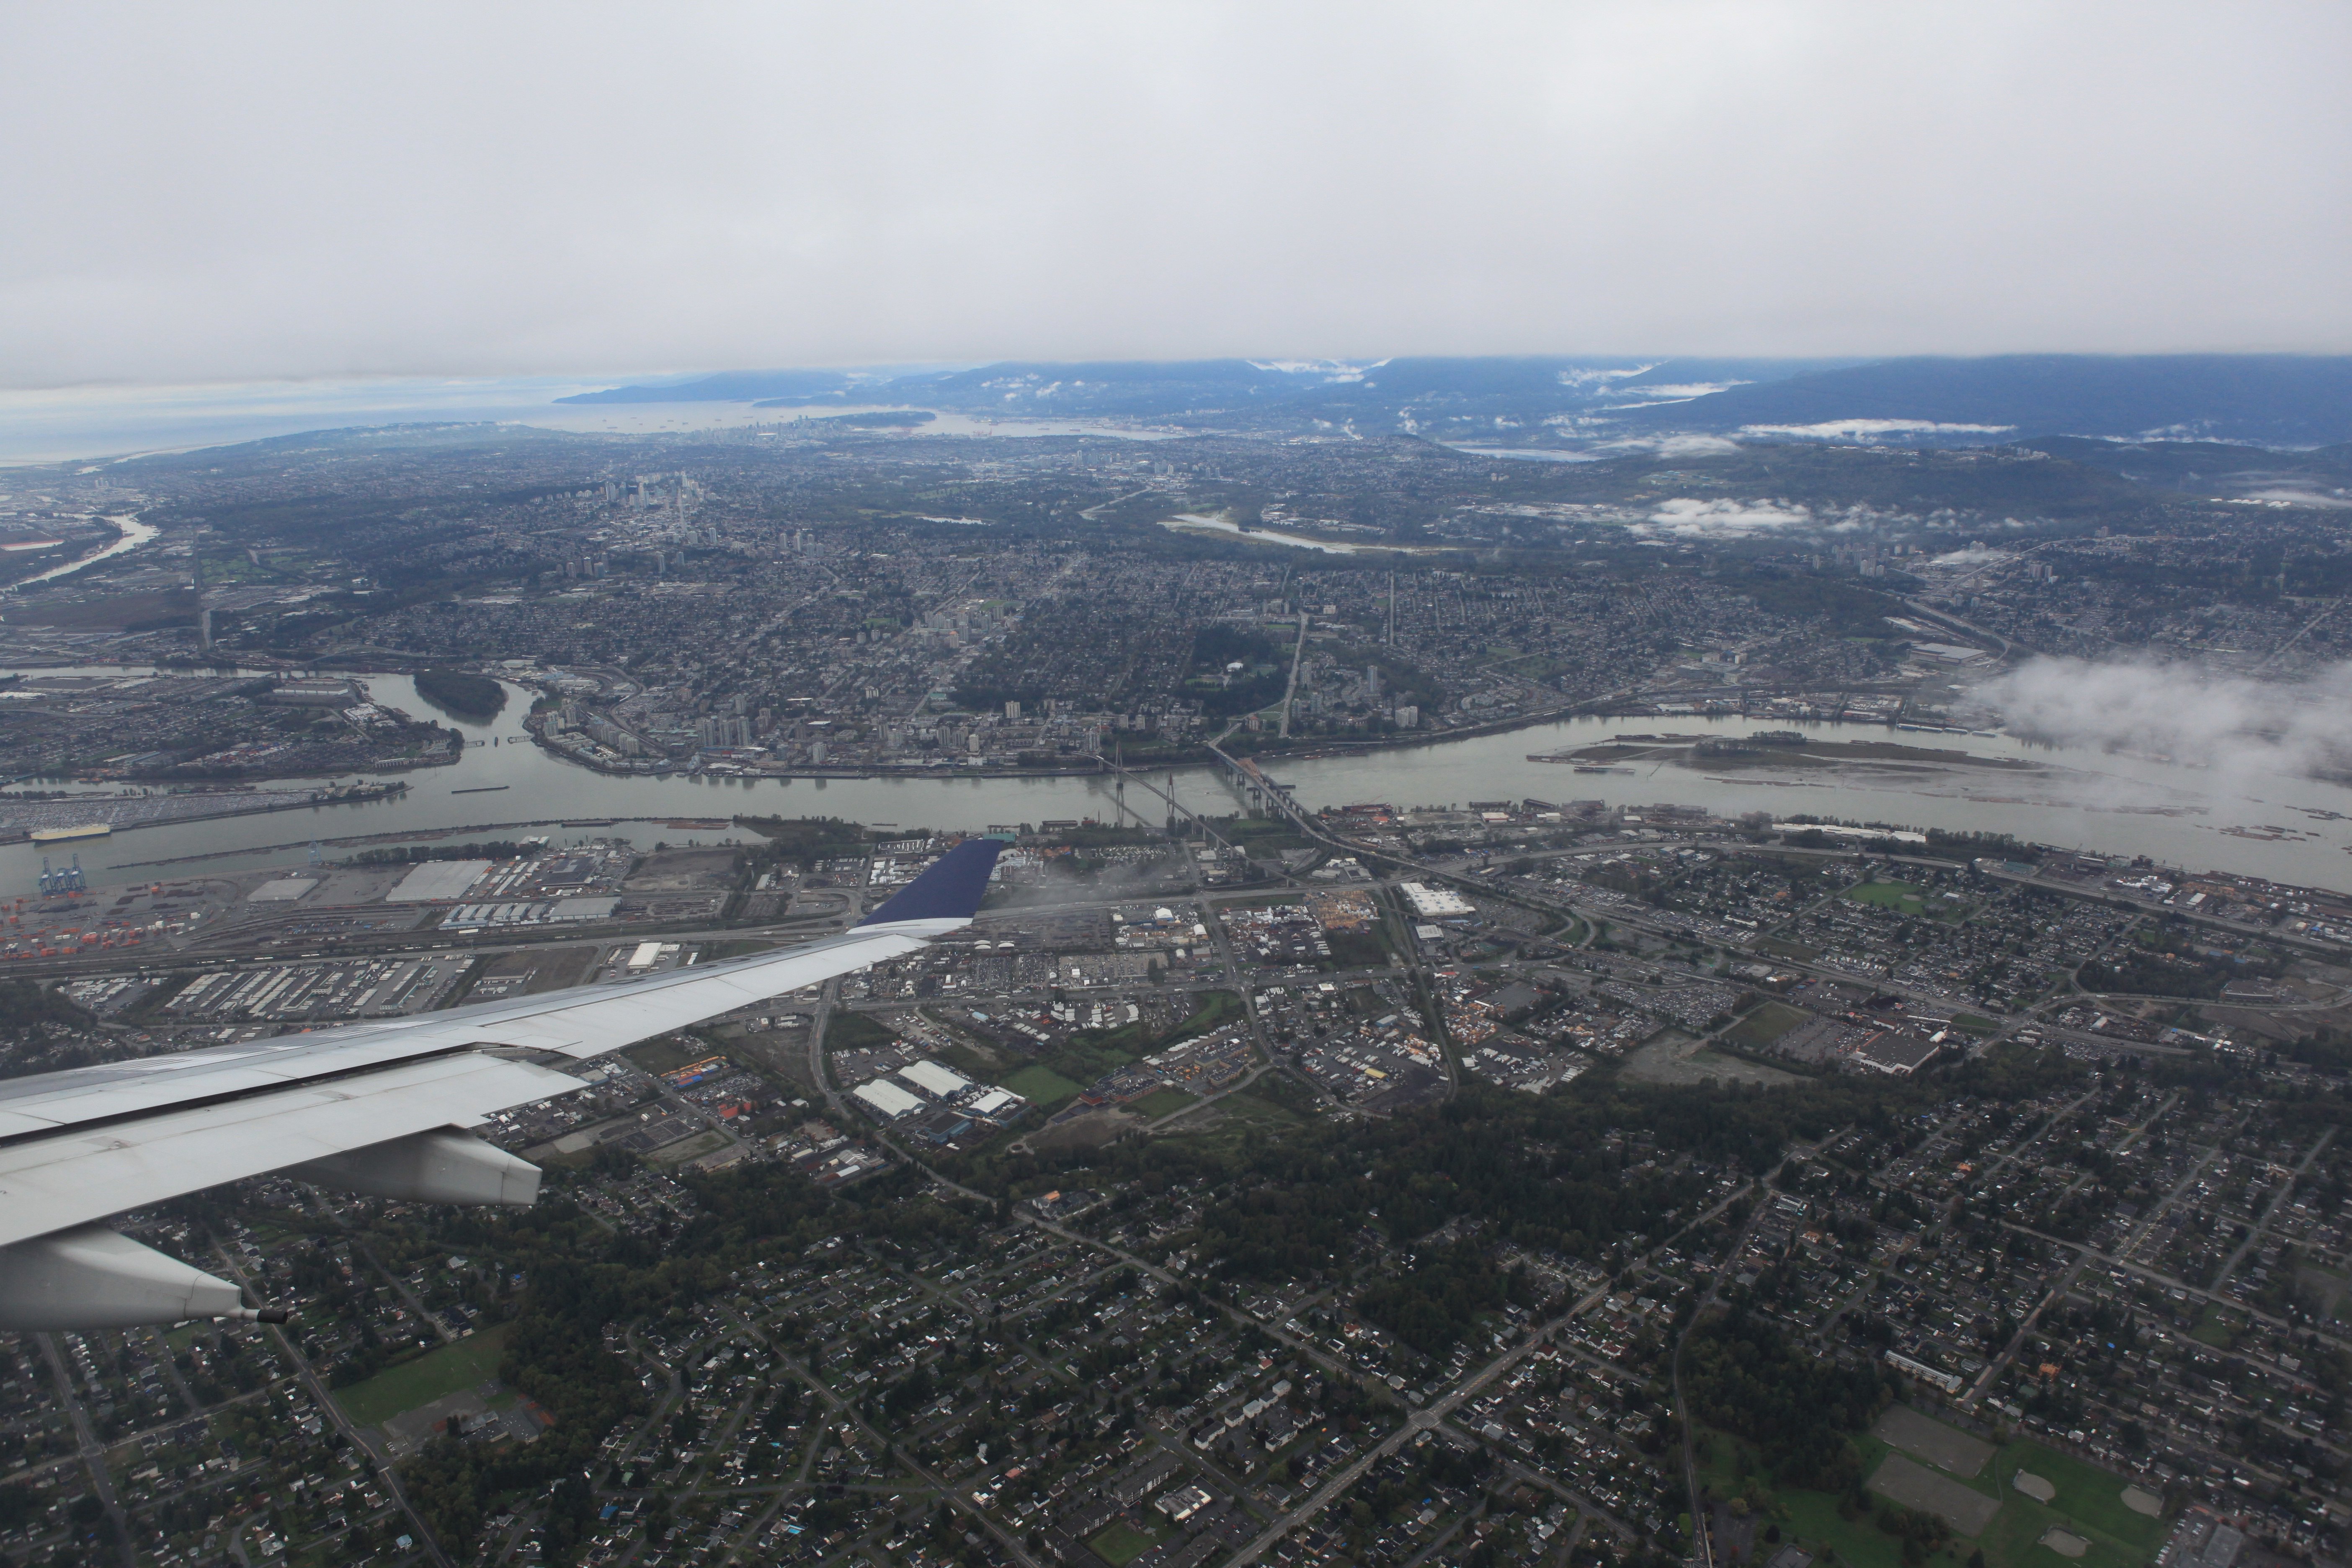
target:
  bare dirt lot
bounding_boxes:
[1873,1404,1996,1477]
[460,942,597,1003]
[624,847,741,890]
[1018,1108,1141,1154]
[1622,1030,1802,1087]
[1867,1455,2002,1537]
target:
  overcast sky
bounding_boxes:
[5,2,2347,389]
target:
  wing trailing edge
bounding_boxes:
[0,836,1003,1328]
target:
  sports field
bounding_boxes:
[1847,880,1933,915]
[333,1324,510,1429]
[1701,1407,2166,1568]
[1001,1065,1084,1107]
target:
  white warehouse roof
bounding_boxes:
[900,1059,972,1099]
[386,860,494,903]
[852,1079,924,1119]
[1398,881,1476,917]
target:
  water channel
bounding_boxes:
[4,515,161,590]
[6,670,2352,892]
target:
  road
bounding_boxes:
[2213,1127,2334,1284]
[208,1246,454,1568]
[27,739,2334,1567]
[1964,1114,2243,1408]
[1983,1217,2352,1483]
[1221,1152,1793,1567]
[35,1333,136,1568]
[802,974,851,1120]
[1245,798,2352,1013]
[1277,614,1308,740]
[1667,1134,1828,1568]
[1221,1282,1614,1568]
[714,1304,1043,1568]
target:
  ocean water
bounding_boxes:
[0,377,1178,466]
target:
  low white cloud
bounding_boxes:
[2236,487,2352,510]
[1738,419,2016,440]
[1601,381,1754,408]
[1589,432,1743,456]
[1653,433,1743,456]
[1973,656,2352,782]
[1247,358,1390,382]
[1638,497,1812,537]
[1929,546,2007,564]
[1634,381,1749,398]
[1556,365,1658,389]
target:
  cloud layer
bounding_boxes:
[1640,498,1813,537]
[1737,420,2019,441]
[1974,656,2352,781]
[5,2,2349,388]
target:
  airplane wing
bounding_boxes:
[0,836,1003,1331]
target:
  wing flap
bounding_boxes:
[0,1053,583,1248]
[0,928,929,1133]
[0,837,1004,1252]
[0,1035,471,1135]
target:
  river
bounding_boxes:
[1442,445,1602,464]
[4,514,159,589]
[7,674,2352,892]
[1154,513,1427,556]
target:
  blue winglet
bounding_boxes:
[856,838,1006,926]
